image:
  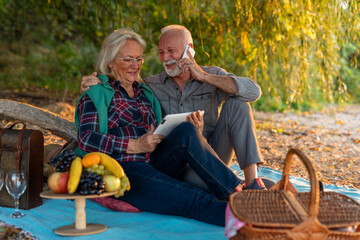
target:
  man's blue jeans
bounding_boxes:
[118,122,241,226]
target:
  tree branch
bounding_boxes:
[0,99,76,141]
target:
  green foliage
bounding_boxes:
[339,42,360,102]
[0,0,359,110]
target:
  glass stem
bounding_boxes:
[14,197,20,215]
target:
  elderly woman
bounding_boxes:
[75,28,241,226]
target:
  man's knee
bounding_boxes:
[218,98,254,126]
[222,98,251,115]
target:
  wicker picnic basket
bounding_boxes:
[229,148,360,240]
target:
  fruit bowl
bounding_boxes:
[40,190,117,236]
[44,151,130,236]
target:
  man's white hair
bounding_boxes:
[160,25,193,45]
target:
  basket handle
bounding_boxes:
[279,148,320,218]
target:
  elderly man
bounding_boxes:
[81,25,268,190]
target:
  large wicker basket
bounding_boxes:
[229,148,360,240]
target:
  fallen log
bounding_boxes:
[0,99,76,141]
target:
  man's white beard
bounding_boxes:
[163,59,182,77]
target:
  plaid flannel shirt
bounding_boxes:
[77,79,157,163]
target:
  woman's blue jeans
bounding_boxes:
[118,122,241,226]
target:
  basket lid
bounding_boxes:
[229,190,360,228]
[229,190,305,228]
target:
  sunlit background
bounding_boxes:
[1,0,359,111]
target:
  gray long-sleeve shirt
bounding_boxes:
[144,66,261,139]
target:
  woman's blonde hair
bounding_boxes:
[95,28,146,78]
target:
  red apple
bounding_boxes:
[48,172,70,194]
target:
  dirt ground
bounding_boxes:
[254,105,360,189]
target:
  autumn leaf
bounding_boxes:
[336,120,344,125]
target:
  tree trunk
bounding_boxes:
[0,99,76,141]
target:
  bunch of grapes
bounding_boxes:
[114,176,130,198]
[49,150,76,172]
[84,164,111,175]
[78,171,105,195]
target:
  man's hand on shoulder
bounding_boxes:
[80,72,103,94]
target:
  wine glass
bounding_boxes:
[5,171,27,218]
[0,170,3,191]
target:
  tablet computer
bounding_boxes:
[154,111,204,137]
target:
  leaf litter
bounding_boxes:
[253,105,360,189]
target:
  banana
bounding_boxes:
[97,152,125,178]
[67,157,82,194]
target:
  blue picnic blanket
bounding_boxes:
[0,166,359,240]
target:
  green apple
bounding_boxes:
[103,175,121,192]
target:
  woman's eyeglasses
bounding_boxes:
[116,57,144,66]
